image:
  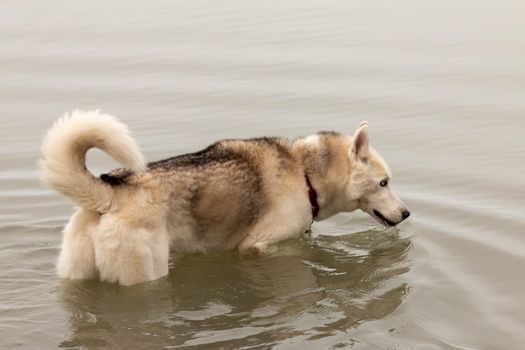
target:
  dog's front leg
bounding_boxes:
[238,239,279,257]
[238,212,309,257]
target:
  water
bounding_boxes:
[1,0,524,349]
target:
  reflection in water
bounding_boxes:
[58,230,411,349]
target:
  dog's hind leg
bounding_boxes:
[95,217,169,286]
[57,209,98,280]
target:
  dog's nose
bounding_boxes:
[402,210,411,220]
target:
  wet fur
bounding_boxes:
[41,111,409,285]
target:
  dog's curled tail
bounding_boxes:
[40,110,146,212]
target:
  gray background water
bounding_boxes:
[1,0,524,349]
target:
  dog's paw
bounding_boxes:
[240,242,278,258]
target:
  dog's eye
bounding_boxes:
[380,179,388,187]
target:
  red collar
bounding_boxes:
[305,173,319,219]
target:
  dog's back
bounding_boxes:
[101,137,303,253]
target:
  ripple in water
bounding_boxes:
[55,230,412,348]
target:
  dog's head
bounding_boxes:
[346,122,410,227]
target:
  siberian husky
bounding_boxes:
[41,111,410,285]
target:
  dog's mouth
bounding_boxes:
[373,209,397,227]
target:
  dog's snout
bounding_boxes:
[402,210,411,220]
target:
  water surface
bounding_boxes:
[1,1,524,349]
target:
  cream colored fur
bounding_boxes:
[41,110,145,212]
[41,111,169,285]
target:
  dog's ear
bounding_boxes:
[350,121,369,162]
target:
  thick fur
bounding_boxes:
[41,111,409,286]
[41,110,146,213]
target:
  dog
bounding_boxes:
[41,110,410,286]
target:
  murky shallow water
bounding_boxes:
[1,1,524,349]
